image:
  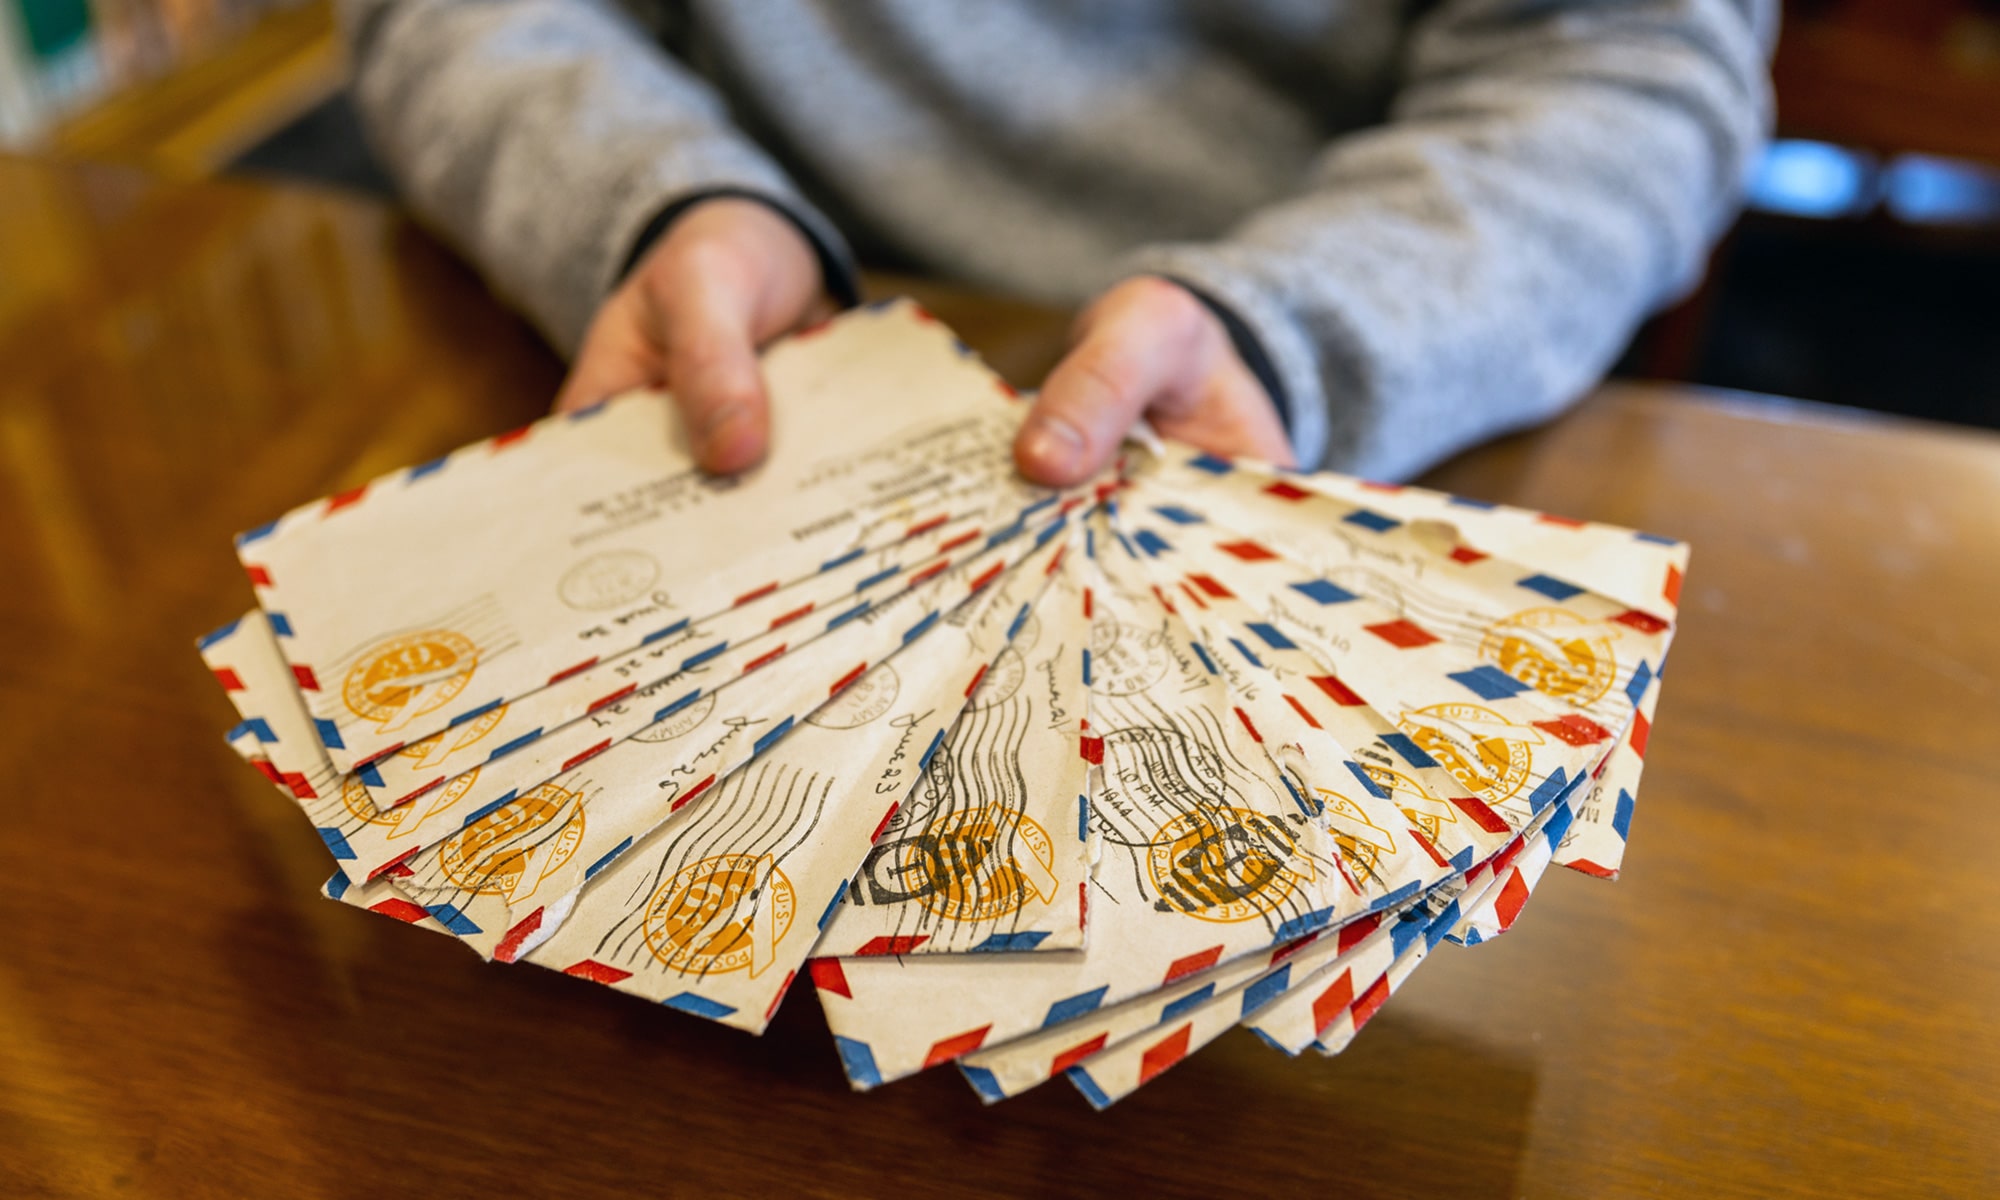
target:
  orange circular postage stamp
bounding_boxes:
[1479,606,1616,705]
[899,805,1057,923]
[1147,807,1313,924]
[342,630,479,730]
[1396,703,1536,805]
[437,782,584,898]
[643,854,796,978]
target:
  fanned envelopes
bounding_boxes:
[198,300,1686,1105]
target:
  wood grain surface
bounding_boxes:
[0,154,1994,1200]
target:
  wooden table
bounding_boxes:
[1,154,1995,1199]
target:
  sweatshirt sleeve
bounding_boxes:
[1118,0,1776,479]
[339,0,856,354]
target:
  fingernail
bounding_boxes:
[1020,415,1086,475]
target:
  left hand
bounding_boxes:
[553,197,834,473]
[1013,276,1295,486]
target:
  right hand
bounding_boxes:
[554,196,834,473]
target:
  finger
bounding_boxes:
[651,257,771,474]
[554,299,664,413]
[1017,287,1196,486]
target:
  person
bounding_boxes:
[340,0,1774,485]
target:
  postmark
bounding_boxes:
[1098,725,1227,815]
[966,646,1025,711]
[1147,806,1313,923]
[874,805,1058,923]
[558,549,661,611]
[1480,606,1616,705]
[642,854,796,978]
[807,663,898,728]
[341,630,478,733]
[437,782,584,901]
[1089,620,1169,697]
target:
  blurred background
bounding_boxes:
[3,0,1996,431]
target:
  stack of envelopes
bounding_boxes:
[198,300,1686,1108]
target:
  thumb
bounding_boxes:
[1016,283,1194,486]
[659,271,770,474]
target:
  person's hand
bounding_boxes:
[554,196,834,472]
[1014,277,1294,486]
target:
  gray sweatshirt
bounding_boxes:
[341,0,1774,479]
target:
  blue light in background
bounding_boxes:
[1884,155,2000,226]
[1745,140,1877,219]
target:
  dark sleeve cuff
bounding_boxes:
[1164,275,1292,436]
[618,186,862,309]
